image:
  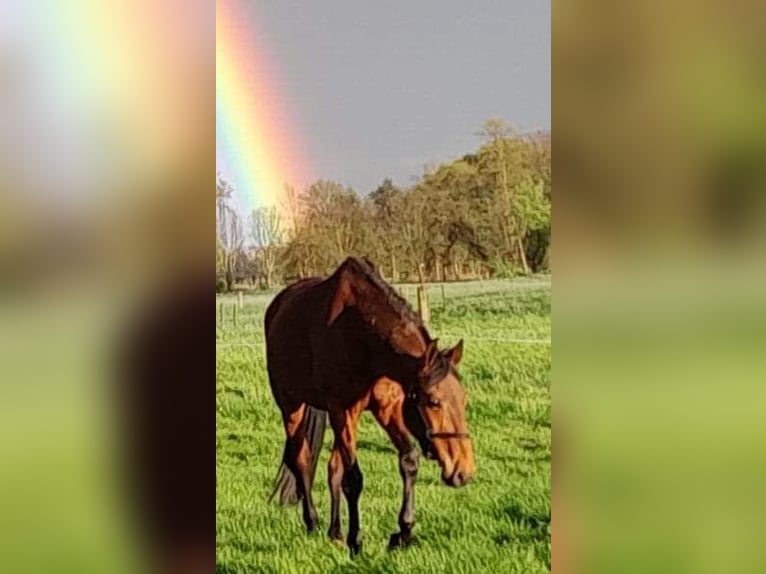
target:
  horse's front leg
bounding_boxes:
[388,438,419,548]
[369,381,420,549]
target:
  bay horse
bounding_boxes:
[264,257,474,555]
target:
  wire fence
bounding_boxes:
[216,337,550,348]
[216,276,551,308]
[216,277,551,347]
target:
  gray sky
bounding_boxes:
[250,0,549,195]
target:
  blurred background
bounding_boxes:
[555,0,766,572]
[0,2,212,573]
[2,0,765,572]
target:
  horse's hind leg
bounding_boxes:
[327,441,343,543]
[329,405,365,556]
[282,403,320,532]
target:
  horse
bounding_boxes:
[264,256,475,555]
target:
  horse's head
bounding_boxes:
[405,339,475,488]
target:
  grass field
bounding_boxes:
[216,277,551,573]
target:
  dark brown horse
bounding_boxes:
[265,257,474,555]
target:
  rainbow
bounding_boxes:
[216,0,309,213]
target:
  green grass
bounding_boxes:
[216,278,551,573]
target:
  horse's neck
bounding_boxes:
[363,325,419,384]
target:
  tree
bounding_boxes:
[216,176,244,291]
[296,180,368,274]
[220,118,551,286]
[250,206,284,289]
[368,178,404,281]
[475,121,552,275]
[520,132,551,271]
[281,183,301,234]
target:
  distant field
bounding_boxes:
[216,277,551,573]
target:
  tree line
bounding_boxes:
[216,118,550,292]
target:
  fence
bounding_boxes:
[216,276,551,354]
[216,337,550,349]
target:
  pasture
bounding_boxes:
[216,277,551,573]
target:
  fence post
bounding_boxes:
[415,263,430,325]
[218,302,223,326]
[441,284,446,309]
[238,290,244,309]
[417,262,426,284]
[417,285,430,326]
[232,303,237,327]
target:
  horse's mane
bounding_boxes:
[341,256,427,337]
[330,257,451,387]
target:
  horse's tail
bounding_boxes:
[268,406,327,506]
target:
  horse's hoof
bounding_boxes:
[348,540,362,557]
[305,520,319,534]
[328,526,343,546]
[388,532,401,549]
[388,532,414,550]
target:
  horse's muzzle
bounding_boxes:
[443,469,472,488]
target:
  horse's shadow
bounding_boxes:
[500,501,550,531]
[356,439,396,455]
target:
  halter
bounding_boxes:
[404,342,470,447]
[405,389,470,447]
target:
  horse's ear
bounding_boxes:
[428,339,439,360]
[421,339,439,367]
[327,271,356,326]
[418,339,438,378]
[445,339,464,366]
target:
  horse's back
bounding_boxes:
[265,277,322,333]
[265,277,326,408]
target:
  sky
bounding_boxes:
[217,0,550,209]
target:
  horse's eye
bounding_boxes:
[427,398,441,408]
